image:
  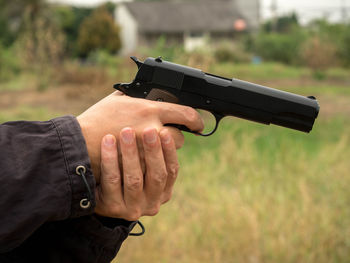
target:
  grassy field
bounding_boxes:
[115,117,350,263]
[0,60,349,262]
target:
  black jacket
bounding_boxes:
[0,116,136,262]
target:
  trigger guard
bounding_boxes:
[196,113,223,137]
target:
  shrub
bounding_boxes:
[77,7,121,57]
[253,30,306,65]
[306,20,350,67]
[301,36,339,79]
[17,9,66,68]
[86,49,122,68]
[339,26,350,66]
[185,49,216,72]
[54,5,93,56]
[262,13,299,34]
[140,36,185,62]
[214,42,251,63]
[57,61,108,86]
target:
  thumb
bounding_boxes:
[100,134,123,201]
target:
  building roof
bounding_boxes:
[123,0,245,33]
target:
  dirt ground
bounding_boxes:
[0,84,110,116]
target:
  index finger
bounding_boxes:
[158,103,204,133]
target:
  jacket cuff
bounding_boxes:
[51,115,96,218]
[67,215,137,261]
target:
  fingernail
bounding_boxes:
[104,134,115,146]
[144,128,157,144]
[160,129,171,144]
[121,128,134,144]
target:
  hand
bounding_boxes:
[95,127,179,221]
[77,91,203,182]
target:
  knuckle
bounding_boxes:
[106,174,121,185]
[168,163,180,178]
[151,170,167,185]
[125,173,143,190]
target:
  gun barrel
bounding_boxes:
[201,73,319,132]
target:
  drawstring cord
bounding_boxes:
[76,165,92,209]
[129,221,145,236]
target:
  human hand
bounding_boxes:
[95,127,179,220]
[77,91,203,182]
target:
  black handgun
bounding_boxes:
[114,56,320,136]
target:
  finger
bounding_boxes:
[120,127,143,213]
[159,129,179,204]
[166,126,184,149]
[142,128,167,209]
[100,134,124,203]
[158,103,204,133]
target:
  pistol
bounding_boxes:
[114,56,320,136]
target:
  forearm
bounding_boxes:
[0,116,95,252]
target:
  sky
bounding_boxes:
[49,0,350,23]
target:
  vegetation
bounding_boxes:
[115,117,350,263]
[77,6,121,57]
[249,14,350,76]
[301,36,339,79]
[252,30,306,65]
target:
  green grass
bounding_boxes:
[116,117,350,263]
[326,67,350,79]
[0,73,39,92]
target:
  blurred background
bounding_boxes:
[0,0,349,262]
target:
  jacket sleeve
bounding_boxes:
[0,116,134,258]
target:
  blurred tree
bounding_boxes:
[17,1,66,66]
[0,0,32,46]
[308,19,350,67]
[253,29,306,65]
[0,0,65,66]
[301,35,338,79]
[54,6,93,56]
[77,7,121,57]
[263,13,299,33]
[101,2,116,16]
[341,26,350,66]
